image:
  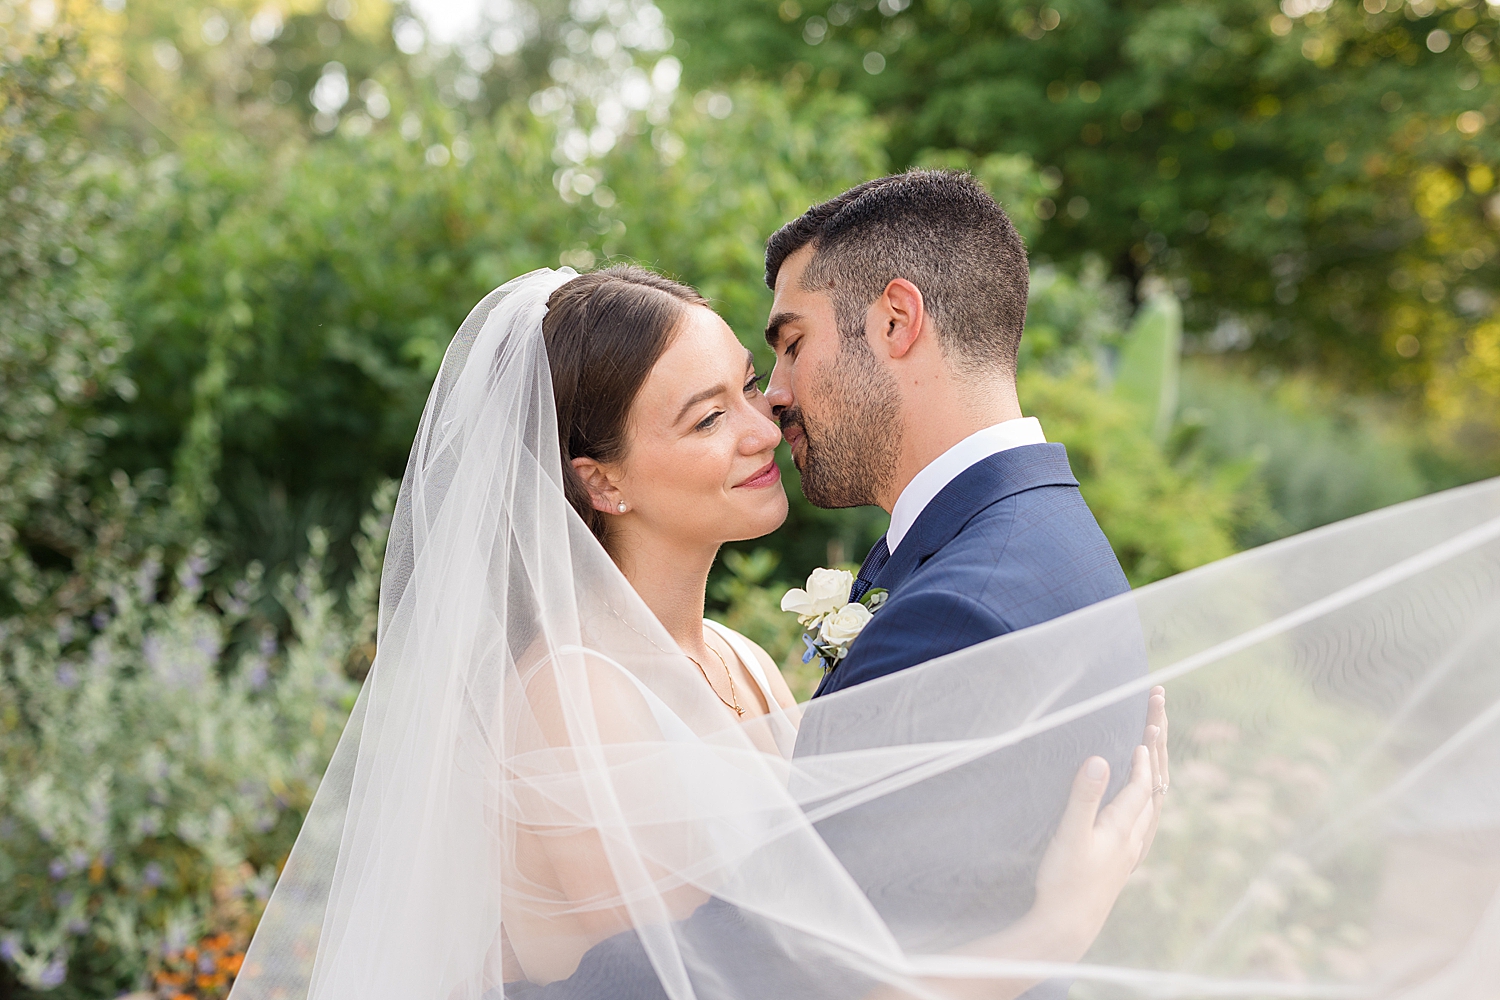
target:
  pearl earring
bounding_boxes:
[617,501,628,513]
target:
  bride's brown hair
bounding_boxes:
[542,265,709,542]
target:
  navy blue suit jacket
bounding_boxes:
[816,443,1129,697]
[507,444,1141,999]
[795,444,1142,995]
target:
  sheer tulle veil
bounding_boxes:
[229,269,1500,1000]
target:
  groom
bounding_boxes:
[767,170,1145,977]
[764,170,1130,698]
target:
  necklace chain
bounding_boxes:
[607,606,744,716]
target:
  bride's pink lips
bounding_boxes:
[735,459,781,490]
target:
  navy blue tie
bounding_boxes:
[849,535,890,602]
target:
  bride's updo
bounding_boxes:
[542,265,708,541]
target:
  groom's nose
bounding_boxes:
[764,362,793,419]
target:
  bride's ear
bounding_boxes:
[570,457,626,514]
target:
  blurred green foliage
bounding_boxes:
[660,0,1500,455]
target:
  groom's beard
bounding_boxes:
[782,337,902,509]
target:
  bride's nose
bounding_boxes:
[740,406,783,455]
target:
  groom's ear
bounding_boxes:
[570,457,623,513]
[876,278,927,360]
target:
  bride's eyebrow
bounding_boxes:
[673,354,757,424]
[675,384,727,424]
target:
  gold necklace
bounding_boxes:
[608,606,744,716]
[689,641,744,716]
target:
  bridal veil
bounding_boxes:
[229,270,1500,999]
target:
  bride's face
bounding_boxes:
[611,305,788,547]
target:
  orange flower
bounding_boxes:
[172,994,192,1000]
[204,933,232,951]
[183,947,199,963]
[155,971,187,986]
[222,954,244,974]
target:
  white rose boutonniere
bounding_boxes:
[780,567,855,618]
[781,568,886,672]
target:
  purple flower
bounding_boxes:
[67,919,88,935]
[48,859,67,880]
[90,611,109,631]
[179,554,209,592]
[56,619,75,646]
[68,850,87,872]
[0,934,19,961]
[259,631,278,657]
[142,862,164,887]
[247,658,269,690]
[37,957,66,988]
[194,629,222,661]
[54,890,73,908]
[54,664,78,688]
[197,955,216,974]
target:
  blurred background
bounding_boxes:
[2,0,1499,993]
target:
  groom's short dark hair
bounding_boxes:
[764,170,1029,377]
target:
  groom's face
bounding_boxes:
[764,246,902,509]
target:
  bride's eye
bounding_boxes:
[744,372,766,394]
[695,410,724,432]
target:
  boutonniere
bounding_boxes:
[780,568,888,672]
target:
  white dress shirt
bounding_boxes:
[886,417,1048,554]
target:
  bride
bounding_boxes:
[231,265,1500,1000]
[229,265,1165,1000]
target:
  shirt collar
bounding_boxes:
[886,417,1047,554]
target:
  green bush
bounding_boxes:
[0,36,135,615]
[0,501,382,997]
[1177,360,1478,547]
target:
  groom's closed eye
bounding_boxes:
[765,311,800,350]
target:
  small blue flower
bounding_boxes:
[801,633,820,664]
[142,862,164,888]
[48,859,67,880]
[55,665,78,688]
[0,934,19,961]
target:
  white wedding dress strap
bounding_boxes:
[703,617,779,712]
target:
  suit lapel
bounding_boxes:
[872,442,1079,594]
